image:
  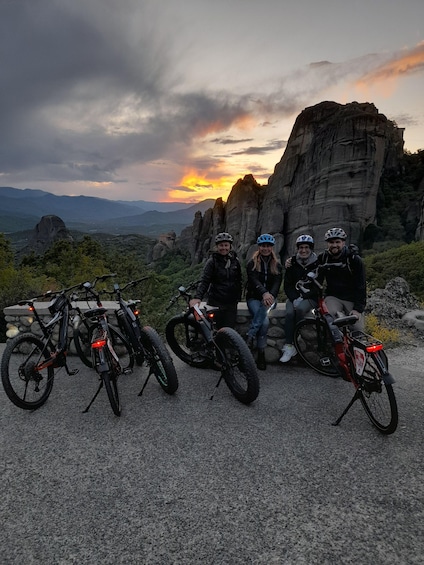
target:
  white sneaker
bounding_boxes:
[279,344,297,363]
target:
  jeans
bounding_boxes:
[285,298,317,344]
[247,299,276,349]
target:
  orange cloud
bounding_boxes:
[168,169,236,202]
[194,114,255,138]
[355,41,424,96]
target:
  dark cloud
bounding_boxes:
[231,140,287,156]
[209,137,254,145]
[0,0,417,191]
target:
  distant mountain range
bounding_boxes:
[0,186,215,236]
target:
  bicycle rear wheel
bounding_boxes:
[165,314,212,368]
[75,323,134,371]
[140,326,178,394]
[294,318,340,377]
[215,328,259,405]
[358,352,398,434]
[1,333,55,410]
[102,370,121,416]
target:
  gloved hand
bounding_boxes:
[293,297,302,308]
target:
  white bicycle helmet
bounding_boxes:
[215,232,233,244]
[324,227,347,241]
[257,233,275,245]
[296,234,314,248]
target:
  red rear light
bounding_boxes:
[91,338,107,349]
[366,343,383,353]
[207,312,215,320]
[29,306,34,312]
[133,309,140,316]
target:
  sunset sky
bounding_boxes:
[1,0,423,204]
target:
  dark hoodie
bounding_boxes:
[194,251,242,306]
[284,251,319,302]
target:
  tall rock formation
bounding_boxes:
[27,215,74,254]
[261,101,404,256]
[175,101,405,263]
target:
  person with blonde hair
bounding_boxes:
[245,234,282,370]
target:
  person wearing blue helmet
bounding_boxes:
[245,234,282,370]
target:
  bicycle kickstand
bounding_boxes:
[332,389,362,427]
[210,373,224,401]
[138,368,153,397]
[82,380,104,413]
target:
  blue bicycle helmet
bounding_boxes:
[257,233,275,245]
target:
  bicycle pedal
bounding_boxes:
[69,369,79,376]
[123,368,133,375]
[320,357,332,367]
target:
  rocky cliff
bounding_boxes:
[27,215,74,254]
[176,101,405,263]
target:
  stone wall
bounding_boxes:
[4,301,288,364]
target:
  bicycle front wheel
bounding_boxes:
[215,328,259,405]
[294,318,340,377]
[359,352,398,434]
[1,333,55,410]
[102,370,121,416]
[140,326,178,394]
[165,314,212,368]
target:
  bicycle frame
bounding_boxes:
[296,267,396,429]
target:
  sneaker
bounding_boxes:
[279,344,297,363]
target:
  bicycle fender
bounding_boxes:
[383,371,395,385]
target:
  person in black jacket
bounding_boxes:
[281,234,319,363]
[246,234,283,370]
[317,227,366,332]
[189,232,242,329]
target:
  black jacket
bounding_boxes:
[194,251,242,306]
[284,253,319,302]
[317,247,366,312]
[246,257,282,301]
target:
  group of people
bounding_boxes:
[189,228,366,371]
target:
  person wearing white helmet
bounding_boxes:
[280,234,318,363]
[189,232,242,329]
[317,227,366,331]
[245,234,282,370]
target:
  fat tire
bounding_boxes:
[358,354,398,434]
[294,318,340,377]
[215,328,259,405]
[74,320,94,368]
[165,314,212,368]
[102,370,121,416]
[1,333,55,410]
[140,326,178,394]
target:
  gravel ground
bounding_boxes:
[0,342,423,565]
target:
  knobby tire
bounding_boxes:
[214,327,259,405]
[165,314,212,368]
[1,333,55,410]
[140,326,178,394]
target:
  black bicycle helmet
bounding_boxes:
[215,232,233,244]
[324,227,347,241]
